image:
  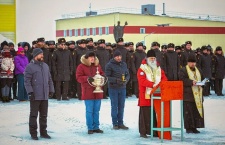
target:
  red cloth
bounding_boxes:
[76,63,104,100]
[137,59,167,106]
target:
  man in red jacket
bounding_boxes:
[76,51,104,135]
[137,49,167,138]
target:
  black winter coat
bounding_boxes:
[52,48,73,81]
[95,47,110,72]
[179,67,204,102]
[181,49,195,67]
[105,59,130,89]
[152,49,164,70]
[163,50,180,80]
[133,49,146,81]
[68,49,77,73]
[114,45,129,64]
[75,47,88,67]
[215,54,225,79]
[200,53,212,78]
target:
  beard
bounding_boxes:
[147,59,157,69]
[37,58,44,62]
[189,66,195,71]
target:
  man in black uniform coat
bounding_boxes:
[86,38,96,51]
[67,41,77,98]
[52,38,73,101]
[181,41,195,68]
[36,37,50,66]
[214,46,225,96]
[75,39,88,100]
[105,42,113,59]
[207,46,216,91]
[163,43,180,80]
[47,40,56,99]
[161,44,167,54]
[199,46,212,96]
[151,41,164,70]
[175,46,184,69]
[95,39,110,99]
[114,37,129,64]
[133,42,146,98]
[126,42,136,97]
[195,47,202,68]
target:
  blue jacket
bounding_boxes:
[24,60,54,100]
[105,58,130,89]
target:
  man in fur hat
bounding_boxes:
[137,49,167,138]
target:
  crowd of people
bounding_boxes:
[0,37,224,140]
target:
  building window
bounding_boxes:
[105,27,109,35]
[74,29,78,37]
[86,28,90,36]
[64,30,67,37]
[69,29,72,37]
[92,28,96,36]
[140,28,145,34]
[99,27,102,35]
[80,28,84,36]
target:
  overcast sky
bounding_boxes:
[16,0,225,43]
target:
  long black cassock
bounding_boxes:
[179,66,205,129]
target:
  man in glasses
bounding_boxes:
[52,38,73,101]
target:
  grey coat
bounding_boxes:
[24,60,54,100]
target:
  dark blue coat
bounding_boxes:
[24,60,54,100]
[105,58,130,89]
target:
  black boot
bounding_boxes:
[192,128,200,133]
[186,129,193,133]
[2,96,6,103]
[40,133,51,139]
[5,96,10,103]
[31,135,38,140]
[140,134,148,138]
[93,129,103,133]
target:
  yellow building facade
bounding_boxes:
[56,13,225,50]
[0,0,16,42]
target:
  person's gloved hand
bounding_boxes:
[88,77,94,83]
[116,78,125,85]
[28,92,35,101]
[49,92,54,98]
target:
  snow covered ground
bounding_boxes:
[0,90,225,145]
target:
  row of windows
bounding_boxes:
[63,27,147,37]
[64,27,110,37]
